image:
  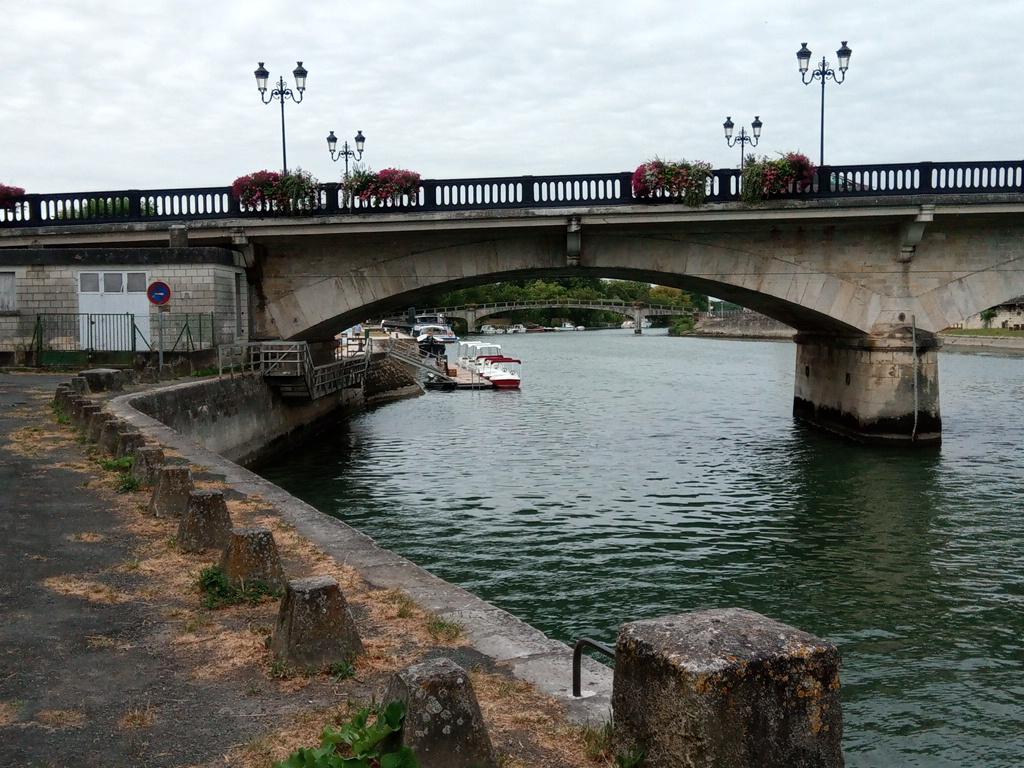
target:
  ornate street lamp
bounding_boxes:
[796,41,851,166]
[723,115,762,169]
[327,130,366,208]
[254,61,308,173]
[327,130,366,177]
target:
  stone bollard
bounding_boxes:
[76,403,101,428]
[219,527,285,590]
[69,375,91,395]
[79,368,124,392]
[149,466,193,517]
[54,385,75,413]
[131,446,165,487]
[70,397,92,421]
[115,430,144,459]
[612,608,843,768]
[87,412,113,443]
[53,384,72,406]
[98,419,123,455]
[383,657,497,768]
[177,490,233,553]
[270,576,363,669]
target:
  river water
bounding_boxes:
[258,331,1024,767]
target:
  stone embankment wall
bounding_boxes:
[130,374,359,465]
[692,311,796,339]
[363,355,421,405]
[938,334,1024,354]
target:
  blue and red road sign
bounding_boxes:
[146,281,172,306]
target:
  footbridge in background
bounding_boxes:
[420,299,696,333]
[4,158,1024,444]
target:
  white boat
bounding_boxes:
[456,341,522,389]
[621,320,635,329]
[480,324,497,334]
[555,321,579,332]
[507,323,527,334]
[413,322,459,344]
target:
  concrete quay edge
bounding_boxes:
[107,378,612,724]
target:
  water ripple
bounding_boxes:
[260,331,1024,768]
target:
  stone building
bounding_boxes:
[0,247,248,363]
[957,296,1024,330]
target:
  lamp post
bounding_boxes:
[723,115,762,169]
[327,130,366,179]
[254,61,308,174]
[796,41,851,166]
[326,130,366,208]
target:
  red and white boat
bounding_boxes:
[456,342,522,389]
[477,354,522,389]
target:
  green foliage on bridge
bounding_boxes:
[426,278,707,329]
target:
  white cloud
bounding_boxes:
[3,0,1021,192]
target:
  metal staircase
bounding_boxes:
[219,341,370,400]
[378,338,457,385]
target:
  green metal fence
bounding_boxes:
[27,312,218,362]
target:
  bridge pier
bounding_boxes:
[633,309,643,335]
[793,330,941,444]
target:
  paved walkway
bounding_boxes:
[0,373,341,767]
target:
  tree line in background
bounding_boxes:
[424,278,708,330]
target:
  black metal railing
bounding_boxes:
[573,637,615,697]
[2,160,1022,229]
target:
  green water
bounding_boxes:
[259,331,1024,766]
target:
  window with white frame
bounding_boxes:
[79,271,147,294]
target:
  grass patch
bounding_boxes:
[328,660,356,681]
[426,615,463,642]
[118,703,155,730]
[52,402,71,425]
[35,708,86,729]
[191,366,219,377]
[99,456,134,472]
[198,565,281,609]
[269,659,293,680]
[117,474,141,494]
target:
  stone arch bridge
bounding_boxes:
[3,159,1024,444]
[419,299,695,333]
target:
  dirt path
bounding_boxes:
[0,373,603,768]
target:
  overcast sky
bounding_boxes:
[4,0,1021,193]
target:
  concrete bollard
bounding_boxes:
[177,490,233,553]
[69,375,91,395]
[87,412,113,443]
[219,527,286,590]
[98,419,123,455]
[70,397,92,421]
[79,368,125,392]
[53,385,75,412]
[270,576,363,669]
[76,403,101,428]
[612,608,843,768]
[131,446,165,487]
[53,384,71,406]
[383,657,497,768]
[115,430,144,459]
[149,466,193,517]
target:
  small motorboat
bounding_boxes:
[477,354,522,389]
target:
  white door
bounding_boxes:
[77,271,150,350]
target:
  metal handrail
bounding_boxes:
[573,637,615,697]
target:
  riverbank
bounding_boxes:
[0,372,611,767]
